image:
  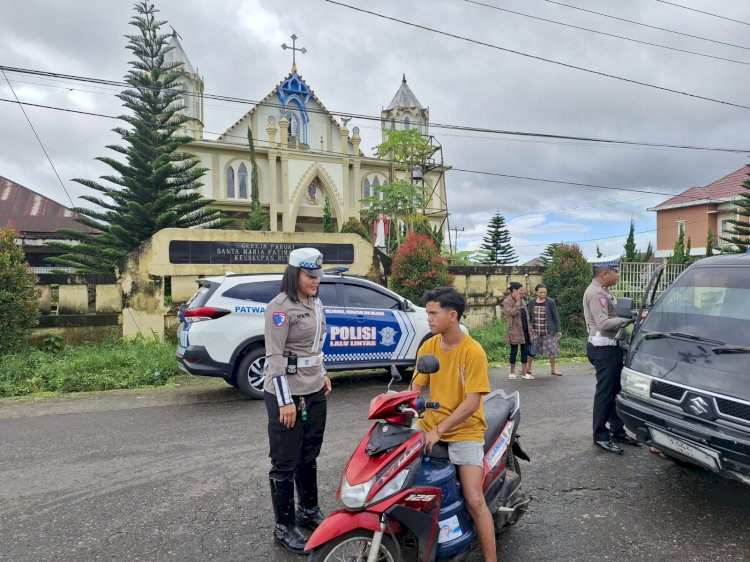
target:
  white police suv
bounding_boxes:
[176,270,436,398]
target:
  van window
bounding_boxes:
[641,265,750,346]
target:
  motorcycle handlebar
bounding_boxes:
[424,401,440,410]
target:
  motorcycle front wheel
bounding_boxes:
[308,529,399,562]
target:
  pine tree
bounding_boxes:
[47,1,229,272]
[479,212,517,265]
[642,241,654,262]
[623,218,637,262]
[669,229,687,264]
[539,242,562,265]
[322,197,335,233]
[706,228,715,257]
[720,166,750,253]
[244,127,269,230]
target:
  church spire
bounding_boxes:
[386,74,424,110]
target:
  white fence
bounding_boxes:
[612,262,688,309]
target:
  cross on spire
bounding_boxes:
[281,34,307,73]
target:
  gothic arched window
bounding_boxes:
[227,166,235,198]
[363,178,371,207]
[404,116,410,130]
[390,117,396,130]
[238,163,248,199]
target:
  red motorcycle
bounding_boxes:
[306,355,531,561]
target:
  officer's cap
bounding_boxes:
[289,247,324,278]
[588,255,621,269]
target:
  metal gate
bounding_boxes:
[612,262,688,309]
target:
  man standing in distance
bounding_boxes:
[583,257,638,454]
[412,287,496,562]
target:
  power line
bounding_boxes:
[4,65,750,154]
[453,168,689,196]
[0,96,733,201]
[323,0,750,111]
[654,0,750,26]
[465,0,750,66]
[542,0,750,52]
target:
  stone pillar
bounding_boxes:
[352,127,362,216]
[59,285,88,314]
[279,118,289,149]
[36,285,51,315]
[339,127,350,215]
[95,284,123,313]
[279,120,290,231]
[339,126,349,155]
[267,118,279,231]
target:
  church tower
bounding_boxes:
[381,74,429,141]
[165,30,204,139]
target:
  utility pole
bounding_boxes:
[449,226,464,255]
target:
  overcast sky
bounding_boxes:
[2,0,749,263]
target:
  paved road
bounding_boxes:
[1,365,748,561]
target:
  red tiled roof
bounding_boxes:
[651,166,749,210]
[0,176,97,235]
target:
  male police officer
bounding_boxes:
[583,257,638,454]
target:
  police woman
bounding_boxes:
[263,248,332,554]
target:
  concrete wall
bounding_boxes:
[30,233,546,342]
[448,265,545,329]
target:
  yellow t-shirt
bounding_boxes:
[414,334,490,443]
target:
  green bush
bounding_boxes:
[340,217,371,242]
[0,338,180,397]
[541,243,591,336]
[469,318,587,364]
[391,232,453,304]
[0,224,40,354]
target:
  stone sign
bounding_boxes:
[169,241,355,265]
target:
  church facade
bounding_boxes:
[169,34,449,237]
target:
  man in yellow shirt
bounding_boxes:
[412,287,495,562]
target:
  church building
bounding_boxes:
[168,33,449,238]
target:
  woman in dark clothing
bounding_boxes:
[527,283,563,376]
[503,282,534,380]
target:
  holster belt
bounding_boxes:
[287,354,324,368]
[588,336,619,346]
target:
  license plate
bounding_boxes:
[650,428,721,470]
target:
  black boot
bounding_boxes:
[295,464,326,530]
[269,478,308,554]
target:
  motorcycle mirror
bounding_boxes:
[387,365,402,394]
[416,354,440,375]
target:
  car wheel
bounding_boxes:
[236,347,266,400]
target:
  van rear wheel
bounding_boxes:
[235,347,266,399]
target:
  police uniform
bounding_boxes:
[583,257,632,453]
[263,248,329,554]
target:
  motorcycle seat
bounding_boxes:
[483,392,516,453]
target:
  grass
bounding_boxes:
[0,337,180,398]
[0,320,590,398]
[469,318,588,366]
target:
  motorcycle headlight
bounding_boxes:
[340,475,375,509]
[370,467,411,505]
[621,367,652,400]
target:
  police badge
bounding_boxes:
[379,326,397,346]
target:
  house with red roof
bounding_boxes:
[0,176,97,272]
[648,166,749,257]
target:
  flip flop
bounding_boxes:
[551,372,563,376]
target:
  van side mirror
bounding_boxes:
[616,297,636,321]
[416,354,440,375]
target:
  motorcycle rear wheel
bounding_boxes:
[308,529,399,562]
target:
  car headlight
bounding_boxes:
[340,475,374,509]
[621,367,652,400]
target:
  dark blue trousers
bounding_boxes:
[586,343,625,442]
